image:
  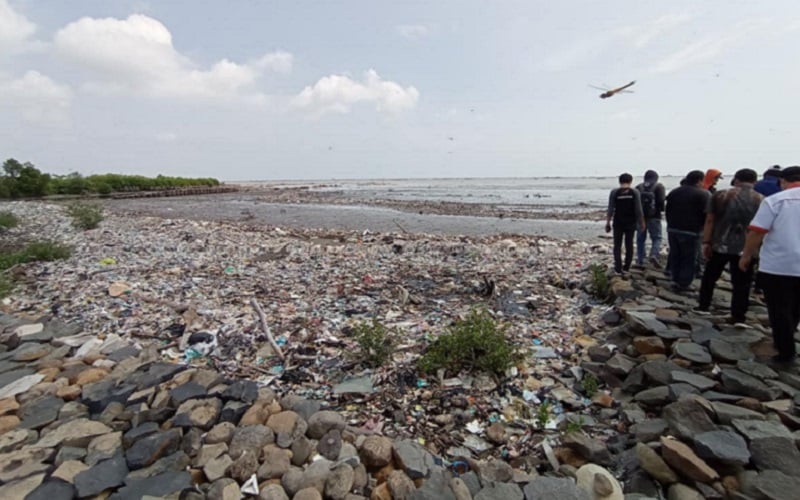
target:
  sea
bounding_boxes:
[258,176,685,211]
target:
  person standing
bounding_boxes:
[740,166,800,365]
[696,169,763,323]
[606,173,645,274]
[635,170,666,268]
[665,170,710,291]
[754,166,782,197]
[703,168,723,193]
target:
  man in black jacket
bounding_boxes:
[606,173,645,274]
[666,170,710,291]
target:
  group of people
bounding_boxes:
[606,165,800,365]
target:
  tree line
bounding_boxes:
[0,158,221,199]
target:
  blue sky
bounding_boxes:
[1,1,799,180]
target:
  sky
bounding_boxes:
[1,1,799,181]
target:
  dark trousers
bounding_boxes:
[613,223,636,272]
[698,251,755,322]
[760,272,800,360]
[667,231,700,288]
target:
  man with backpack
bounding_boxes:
[635,170,666,268]
[695,169,763,324]
[606,173,645,274]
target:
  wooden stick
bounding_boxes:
[250,298,285,361]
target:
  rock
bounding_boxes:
[693,430,750,465]
[259,445,291,480]
[486,421,506,444]
[318,429,343,460]
[109,471,192,499]
[561,433,611,465]
[74,452,129,498]
[642,360,688,386]
[412,469,456,500]
[229,448,259,482]
[52,460,90,482]
[123,422,161,448]
[24,480,76,500]
[169,382,207,405]
[205,421,235,444]
[633,337,666,355]
[749,436,800,475]
[606,353,638,377]
[635,443,677,484]
[81,379,137,414]
[0,447,53,483]
[673,342,712,364]
[720,369,779,401]
[670,371,716,391]
[630,419,668,443]
[126,428,182,469]
[710,401,765,424]
[33,417,112,448]
[662,399,716,441]
[259,484,290,500]
[307,410,346,439]
[474,482,523,500]
[18,395,63,429]
[575,464,623,500]
[207,477,241,500]
[708,339,752,362]
[0,373,45,399]
[294,487,323,500]
[229,424,274,459]
[193,443,227,468]
[666,483,704,500]
[633,386,671,407]
[660,437,719,483]
[0,415,19,434]
[172,397,221,430]
[732,418,793,441]
[221,379,259,403]
[267,410,300,435]
[360,435,393,468]
[0,473,45,499]
[126,450,190,480]
[291,435,312,466]
[478,458,513,483]
[298,458,332,492]
[86,431,123,465]
[325,463,355,500]
[522,476,591,500]
[451,477,472,500]
[203,454,233,482]
[626,312,667,335]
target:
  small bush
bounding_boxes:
[581,373,600,397]
[0,211,19,229]
[66,202,103,230]
[0,241,72,270]
[535,400,552,429]
[588,263,609,301]
[0,274,12,298]
[563,416,585,434]
[417,308,520,376]
[351,319,394,368]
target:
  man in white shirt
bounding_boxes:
[740,166,800,365]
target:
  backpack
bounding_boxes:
[638,184,657,218]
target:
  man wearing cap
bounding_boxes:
[740,166,800,365]
[665,170,710,291]
[754,165,782,197]
[696,169,763,323]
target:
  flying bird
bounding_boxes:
[590,80,636,99]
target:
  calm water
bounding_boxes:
[253,176,684,209]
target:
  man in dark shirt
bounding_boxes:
[666,170,710,291]
[606,173,645,274]
[754,166,782,197]
[635,170,666,268]
[696,169,763,323]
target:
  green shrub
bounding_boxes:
[0,274,12,299]
[563,416,585,434]
[535,400,552,429]
[417,308,520,376]
[581,373,599,397]
[588,263,610,301]
[0,241,71,270]
[351,319,394,368]
[66,202,103,230]
[0,211,19,229]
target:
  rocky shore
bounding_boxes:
[1,200,799,499]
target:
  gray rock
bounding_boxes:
[291,436,312,466]
[642,360,688,386]
[693,430,750,465]
[708,339,752,362]
[228,425,274,459]
[411,469,456,500]
[606,353,638,377]
[749,436,800,475]
[662,399,716,441]
[126,451,190,480]
[631,419,669,443]
[172,397,221,430]
[634,442,678,485]
[108,471,192,500]
[721,369,780,401]
[221,380,259,403]
[259,484,290,500]
[673,342,712,364]
[667,483,704,500]
[718,327,764,344]
[307,411,346,439]
[522,477,591,500]
[670,371,716,391]
[81,380,137,414]
[668,383,700,400]
[690,327,722,346]
[732,419,793,441]
[633,386,671,406]
[281,467,304,497]
[561,432,611,465]
[318,429,342,461]
[292,399,322,421]
[24,480,75,500]
[626,312,667,335]
[18,396,64,430]
[74,452,129,498]
[325,463,355,500]
[55,446,87,466]
[750,469,800,500]
[122,422,160,448]
[475,482,524,500]
[127,362,185,390]
[259,446,291,480]
[710,401,765,424]
[219,400,248,424]
[299,458,333,492]
[478,459,514,483]
[169,382,208,405]
[125,428,182,470]
[207,477,241,500]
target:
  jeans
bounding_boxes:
[759,272,800,360]
[698,251,755,322]
[637,218,663,264]
[667,231,700,288]
[613,223,636,273]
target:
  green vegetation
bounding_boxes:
[0,275,11,298]
[1,157,221,199]
[66,202,104,230]
[563,416,585,434]
[535,400,552,429]
[0,211,19,229]
[581,373,600,397]
[588,262,610,301]
[350,319,395,368]
[417,308,521,376]
[0,241,71,298]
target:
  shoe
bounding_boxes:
[649,257,662,269]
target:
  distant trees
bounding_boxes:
[0,157,221,199]
[0,159,51,198]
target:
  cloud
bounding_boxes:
[396,24,430,41]
[650,19,769,73]
[618,13,694,48]
[0,70,72,125]
[292,69,419,117]
[0,0,36,52]
[54,14,290,101]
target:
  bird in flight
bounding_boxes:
[590,80,636,99]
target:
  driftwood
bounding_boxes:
[250,298,285,361]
